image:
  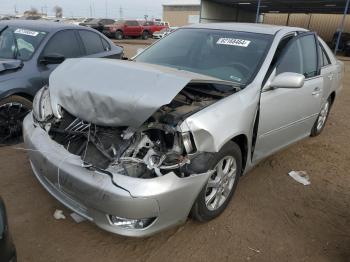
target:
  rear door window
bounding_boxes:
[125,20,139,26]
[79,30,106,55]
[299,34,318,78]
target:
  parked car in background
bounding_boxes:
[80,18,115,32]
[153,27,178,39]
[344,40,350,56]
[103,20,168,40]
[0,20,123,143]
[24,23,343,237]
[0,197,16,262]
[64,18,94,26]
[331,31,350,55]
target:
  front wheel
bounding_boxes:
[311,97,331,137]
[0,95,32,144]
[190,141,242,222]
[114,31,123,40]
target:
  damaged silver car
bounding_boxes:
[23,23,343,237]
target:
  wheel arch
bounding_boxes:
[1,90,34,102]
[330,91,336,105]
[230,134,248,174]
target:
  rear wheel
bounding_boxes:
[0,95,32,144]
[142,31,149,40]
[191,141,241,221]
[311,97,331,137]
[114,31,123,40]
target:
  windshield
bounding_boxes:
[88,19,100,24]
[0,26,47,60]
[135,28,272,85]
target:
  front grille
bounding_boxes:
[49,109,128,170]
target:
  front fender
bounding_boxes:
[180,85,259,153]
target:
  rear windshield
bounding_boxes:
[136,28,272,86]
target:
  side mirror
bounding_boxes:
[40,53,65,65]
[270,72,305,89]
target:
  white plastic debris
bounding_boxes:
[248,247,261,253]
[70,212,86,223]
[53,209,66,220]
[288,171,310,186]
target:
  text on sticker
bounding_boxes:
[217,38,251,47]
[14,28,39,37]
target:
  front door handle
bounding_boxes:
[312,87,321,96]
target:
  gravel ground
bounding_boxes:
[0,43,349,262]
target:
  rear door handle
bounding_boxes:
[312,87,321,96]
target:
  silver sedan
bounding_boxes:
[23,23,343,237]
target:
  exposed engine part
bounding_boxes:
[40,82,236,178]
[47,109,188,177]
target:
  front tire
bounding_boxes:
[114,31,123,40]
[311,97,331,137]
[191,141,242,222]
[0,95,32,144]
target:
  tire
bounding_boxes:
[142,31,149,40]
[0,95,32,144]
[190,141,242,222]
[310,96,332,137]
[114,31,123,40]
[345,48,350,57]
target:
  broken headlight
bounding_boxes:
[33,86,53,122]
[109,215,156,229]
[182,132,196,154]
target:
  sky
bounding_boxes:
[0,0,165,19]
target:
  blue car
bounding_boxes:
[0,20,123,143]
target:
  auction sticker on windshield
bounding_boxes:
[14,28,39,37]
[217,38,251,47]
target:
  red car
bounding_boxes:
[103,20,168,40]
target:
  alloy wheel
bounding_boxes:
[316,101,330,132]
[205,156,237,211]
[0,102,30,143]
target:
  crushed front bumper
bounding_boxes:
[23,113,211,237]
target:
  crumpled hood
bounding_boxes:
[0,59,23,73]
[49,58,217,127]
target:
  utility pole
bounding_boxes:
[105,0,108,18]
[119,6,123,19]
[14,5,18,16]
[89,4,92,17]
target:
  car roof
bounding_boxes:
[0,20,80,32]
[185,23,307,35]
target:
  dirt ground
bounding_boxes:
[0,42,349,262]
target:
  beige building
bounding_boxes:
[163,0,201,27]
[264,13,350,42]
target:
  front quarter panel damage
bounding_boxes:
[180,86,259,153]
